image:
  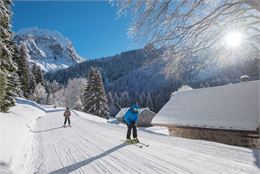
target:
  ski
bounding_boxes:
[120,140,143,148]
[63,125,71,128]
[137,142,149,147]
[130,143,143,148]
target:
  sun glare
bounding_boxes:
[224,31,243,48]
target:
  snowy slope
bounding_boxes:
[14,27,85,72]
[153,80,260,131]
[1,100,259,174]
[23,109,259,174]
[0,99,45,174]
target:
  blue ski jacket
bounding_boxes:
[123,104,139,125]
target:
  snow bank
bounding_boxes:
[153,80,260,131]
[73,110,107,123]
[73,111,128,127]
[16,98,64,113]
[0,99,46,173]
[16,97,45,112]
[107,117,120,124]
[139,126,169,135]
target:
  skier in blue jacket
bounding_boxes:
[123,103,139,144]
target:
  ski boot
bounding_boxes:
[125,139,132,144]
[132,138,139,144]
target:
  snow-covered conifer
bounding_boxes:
[14,43,30,98]
[32,63,44,85]
[0,0,20,111]
[83,67,109,119]
[120,91,130,107]
[107,92,119,117]
[145,92,154,112]
[29,72,37,95]
[0,70,7,111]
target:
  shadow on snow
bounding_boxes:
[27,125,64,133]
[48,143,127,174]
[253,149,260,169]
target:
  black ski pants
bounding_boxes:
[64,117,70,125]
[127,122,137,139]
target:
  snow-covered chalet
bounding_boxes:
[152,80,260,147]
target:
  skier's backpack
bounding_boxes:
[64,110,71,117]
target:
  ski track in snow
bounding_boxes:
[25,110,259,174]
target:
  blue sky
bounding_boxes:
[12,1,142,59]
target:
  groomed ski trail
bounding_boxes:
[25,110,259,174]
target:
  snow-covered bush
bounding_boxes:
[49,78,87,109]
[177,85,193,92]
[64,78,87,109]
[33,83,47,104]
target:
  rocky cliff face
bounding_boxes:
[14,27,85,72]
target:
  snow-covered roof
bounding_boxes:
[115,107,154,119]
[240,75,250,79]
[152,80,260,131]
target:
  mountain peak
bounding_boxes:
[15,27,86,72]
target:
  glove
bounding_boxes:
[131,121,136,126]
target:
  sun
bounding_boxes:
[224,31,243,48]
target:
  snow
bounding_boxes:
[107,117,120,124]
[139,126,170,135]
[0,99,45,174]
[73,110,107,123]
[1,98,259,174]
[24,108,260,174]
[16,27,69,48]
[153,80,260,131]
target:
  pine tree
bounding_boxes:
[14,43,30,98]
[45,81,51,105]
[0,0,20,112]
[83,67,109,119]
[113,92,120,106]
[107,92,119,117]
[29,72,37,96]
[145,92,154,112]
[50,80,61,93]
[120,91,130,107]
[0,69,7,111]
[138,93,146,108]
[32,63,44,85]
